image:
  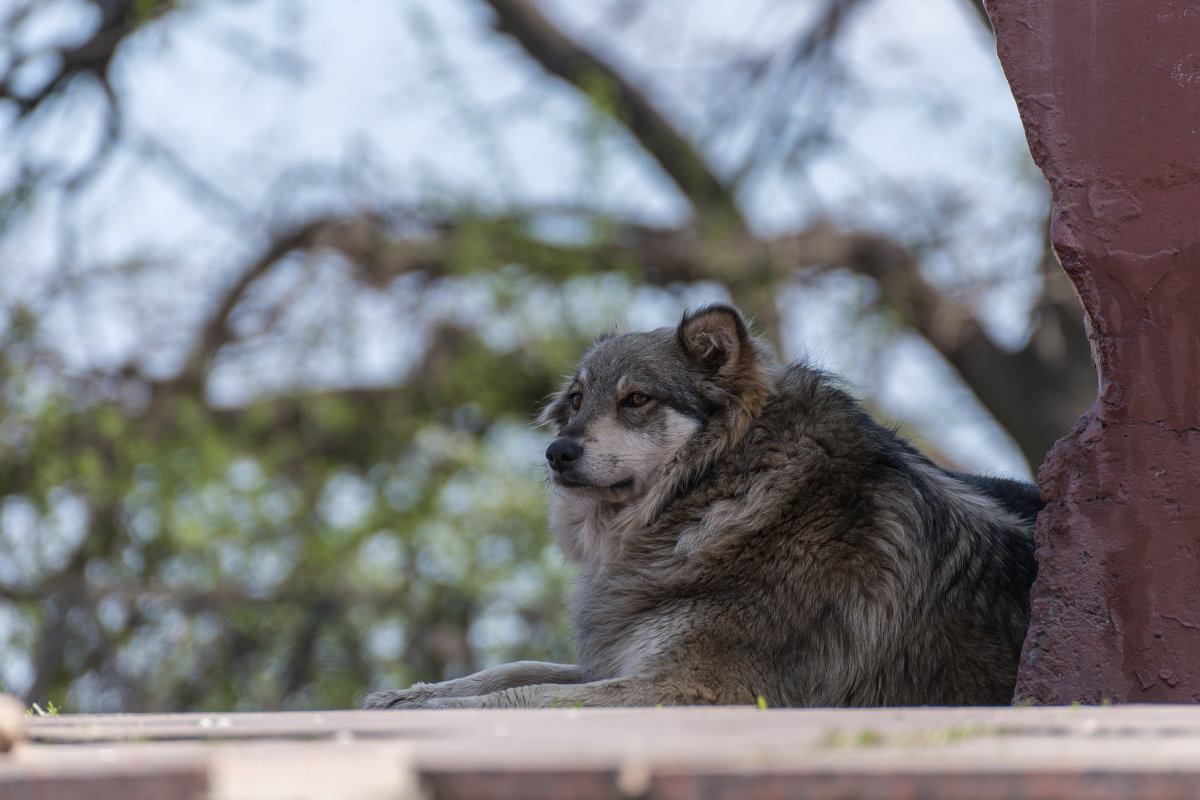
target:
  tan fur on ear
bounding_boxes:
[677,305,744,376]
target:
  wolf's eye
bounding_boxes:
[622,392,651,408]
[568,392,583,410]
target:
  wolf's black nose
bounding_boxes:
[546,439,582,472]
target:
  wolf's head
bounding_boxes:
[540,304,778,516]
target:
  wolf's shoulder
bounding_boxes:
[746,363,890,454]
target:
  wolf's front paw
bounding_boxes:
[362,684,437,709]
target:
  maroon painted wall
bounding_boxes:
[987,1,1200,702]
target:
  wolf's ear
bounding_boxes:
[676,304,749,377]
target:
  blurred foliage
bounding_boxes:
[0,300,585,711]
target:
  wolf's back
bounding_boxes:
[751,366,1036,704]
[578,363,1038,706]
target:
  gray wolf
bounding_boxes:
[364,304,1039,709]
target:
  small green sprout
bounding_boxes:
[26,701,60,717]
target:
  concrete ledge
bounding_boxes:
[7,706,1200,799]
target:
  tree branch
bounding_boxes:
[0,0,139,118]
[390,215,1090,465]
[843,233,1090,465]
[479,0,742,224]
[158,197,1086,469]
[177,214,389,387]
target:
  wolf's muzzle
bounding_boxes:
[546,438,583,472]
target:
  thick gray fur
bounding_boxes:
[364,304,1039,709]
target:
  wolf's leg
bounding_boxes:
[395,674,743,709]
[363,661,582,709]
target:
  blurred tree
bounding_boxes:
[0,0,1091,711]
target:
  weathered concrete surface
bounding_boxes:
[987,0,1200,703]
[8,706,1200,799]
